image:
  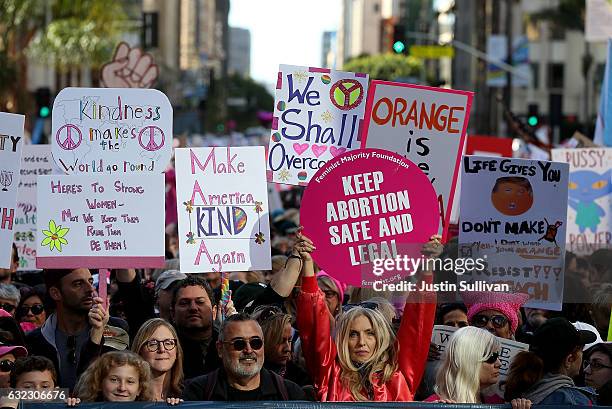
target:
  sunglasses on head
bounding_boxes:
[0,304,15,313]
[484,352,500,364]
[18,304,45,316]
[342,302,378,313]
[222,337,263,351]
[472,314,509,329]
[0,360,14,372]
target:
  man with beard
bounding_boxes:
[171,274,221,379]
[182,313,305,401]
[25,269,123,390]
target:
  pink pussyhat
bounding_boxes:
[317,270,345,303]
[462,291,530,333]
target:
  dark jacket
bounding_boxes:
[114,273,155,339]
[25,313,126,389]
[182,367,306,401]
[178,327,222,380]
[522,373,595,405]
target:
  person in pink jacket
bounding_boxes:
[294,232,440,402]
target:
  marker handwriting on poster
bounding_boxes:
[267,65,369,185]
[0,112,25,269]
[52,88,172,176]
[37,174,165,268]
[362,82,473,241]
[464,157,561,182]
[175,147,271,273]
[15,145,56,270]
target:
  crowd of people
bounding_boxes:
[0,188,610,407]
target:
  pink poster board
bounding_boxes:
[300,148,439,287]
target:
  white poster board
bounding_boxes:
[0,113,25,268]
[15,145,60,270]
[267,65,369,186]
[586,0,612,42]
[431,325,528,381]
[362,81,473,240]
[36,174,165,268]
[551,148,612,254]
[175,147,271,273]
[51,87,172,175]
[459,156,570,310]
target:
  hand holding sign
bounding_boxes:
[101,42,159,88]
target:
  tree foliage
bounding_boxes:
[342,53,424,81]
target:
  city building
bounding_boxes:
[228,27,251,77]
[321,31,338,69]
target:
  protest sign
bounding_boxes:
[586,0,612,42]
[300,148,439,287]
[267,65,369,186]
[175,147,271,273]
[459,156,569,310]
[361,81,473,240]
[430,325,528,381]
[36,174,165,268]
[0,113,25,268]
[551,148,612,254]
[51,87,172,175]
[15,145,60,270]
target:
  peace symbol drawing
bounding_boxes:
[138,126,165,152]
[55,124,82,151]
[329,79,365,111]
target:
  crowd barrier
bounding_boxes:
[20,402,605,409]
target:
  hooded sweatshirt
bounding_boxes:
[522,373,595,405]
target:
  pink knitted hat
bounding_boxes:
[462,292,530,333]
[317,270,345,303]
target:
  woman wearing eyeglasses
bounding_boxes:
[131,318,183,403]
[16,287,47,330]
[583,342,612,404]
[295,232,441,401]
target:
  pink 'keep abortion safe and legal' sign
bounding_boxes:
[300,148,439,287]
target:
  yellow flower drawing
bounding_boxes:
[41,220,69,252]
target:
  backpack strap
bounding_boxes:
[270,371,289,401]
[203,369,220,400]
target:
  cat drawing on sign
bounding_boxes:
[567,169,611,233]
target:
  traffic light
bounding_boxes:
[392,25,406,54]
[527,103,539,127]
[34,87,52,118]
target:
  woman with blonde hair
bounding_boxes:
[74,351,154,402]
[426,326,502,403]
[131,318,184,401]
[296,232,441,401]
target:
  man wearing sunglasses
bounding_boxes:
[182,313,305,401]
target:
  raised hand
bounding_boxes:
[101,42,159,88]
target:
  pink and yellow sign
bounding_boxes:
[300,148,439,287]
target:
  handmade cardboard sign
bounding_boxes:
[430,325,528,381]
[551,148,611,254]
[51,87,172,175]
[300,148,439,287]
[175,147,271,273]
[36,174,165,268]
[361,81,473,240]
[459,156,569,310]
[267,65,369,186]
[15,145,60,270]
[0,113,25,268]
